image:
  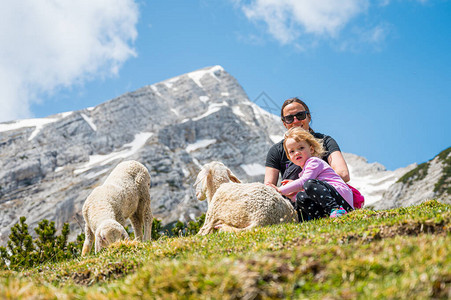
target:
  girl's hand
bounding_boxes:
[280,180,295,197]
[281,179,293,186]
[266,183,281,194]
[285,192,296,199]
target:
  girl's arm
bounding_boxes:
[278,158,321,196]
[278,178,304,196]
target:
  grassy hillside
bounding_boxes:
[1,200,450,299]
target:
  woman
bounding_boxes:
[264,97,350,187]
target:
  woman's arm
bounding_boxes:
[264,167,280,186]
[328,151,350,182]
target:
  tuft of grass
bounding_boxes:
[0,200,450,299]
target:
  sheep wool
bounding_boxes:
[194,161,298,235]
[81,160,152,255]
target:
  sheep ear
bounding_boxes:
[193,174,203,187]
[228,170,241,183]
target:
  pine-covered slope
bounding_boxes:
[370,147,451,209]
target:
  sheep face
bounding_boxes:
[194,161,241,202]
[194,168,209,201]
[95,220,129,253]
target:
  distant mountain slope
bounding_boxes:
[370,147,450,210]
[344,153,417,206]
[344,147,450,209]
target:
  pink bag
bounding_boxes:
[347,184,365,209]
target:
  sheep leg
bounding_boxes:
[197,211,216,235]
[130,212,144,241]
[197,223,214,236]
[137,182,152,241]
[219,223,257,233]
[197,219,216,236]
[142,203,153,241]
[82,225,94,256]
[94,234,103,254]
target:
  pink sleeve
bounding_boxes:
[279,177,304,195]
[279,158,322,196]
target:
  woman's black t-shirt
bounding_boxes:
[265,132,341,181]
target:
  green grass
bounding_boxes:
[1,200,450,299]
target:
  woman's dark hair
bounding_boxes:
[280,97,314,133]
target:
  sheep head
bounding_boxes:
[194,161,241,202]
[95,219,129,253]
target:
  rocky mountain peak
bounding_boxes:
[0,65,285,243]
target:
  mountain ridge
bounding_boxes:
[0,65,285,243]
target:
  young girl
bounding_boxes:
[269,127,354,220]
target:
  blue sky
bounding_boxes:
[1,0,450,170]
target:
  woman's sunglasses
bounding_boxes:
[282,111,309,124]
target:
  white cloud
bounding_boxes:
[364,24,390,44]
[238,0,369,45]
[0,0,139,122]
[336,23,391,52]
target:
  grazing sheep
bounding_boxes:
[81,160,152,255]
[194,161,298,235]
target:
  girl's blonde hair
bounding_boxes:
[283,127,325,159]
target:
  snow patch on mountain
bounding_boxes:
[74,132,153,174]
[80,113,97,132]
[241,163,266,176]
[270,135,283,144]
[188,65,223,87]
[199,96,209,103]
[344,153,417,206]
[192,102,229,121]
[186,139,216,153]
[0,117,58,141]
[151,85,162,96]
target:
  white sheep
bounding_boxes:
[194,161,298,235]
[81,160,152,255]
